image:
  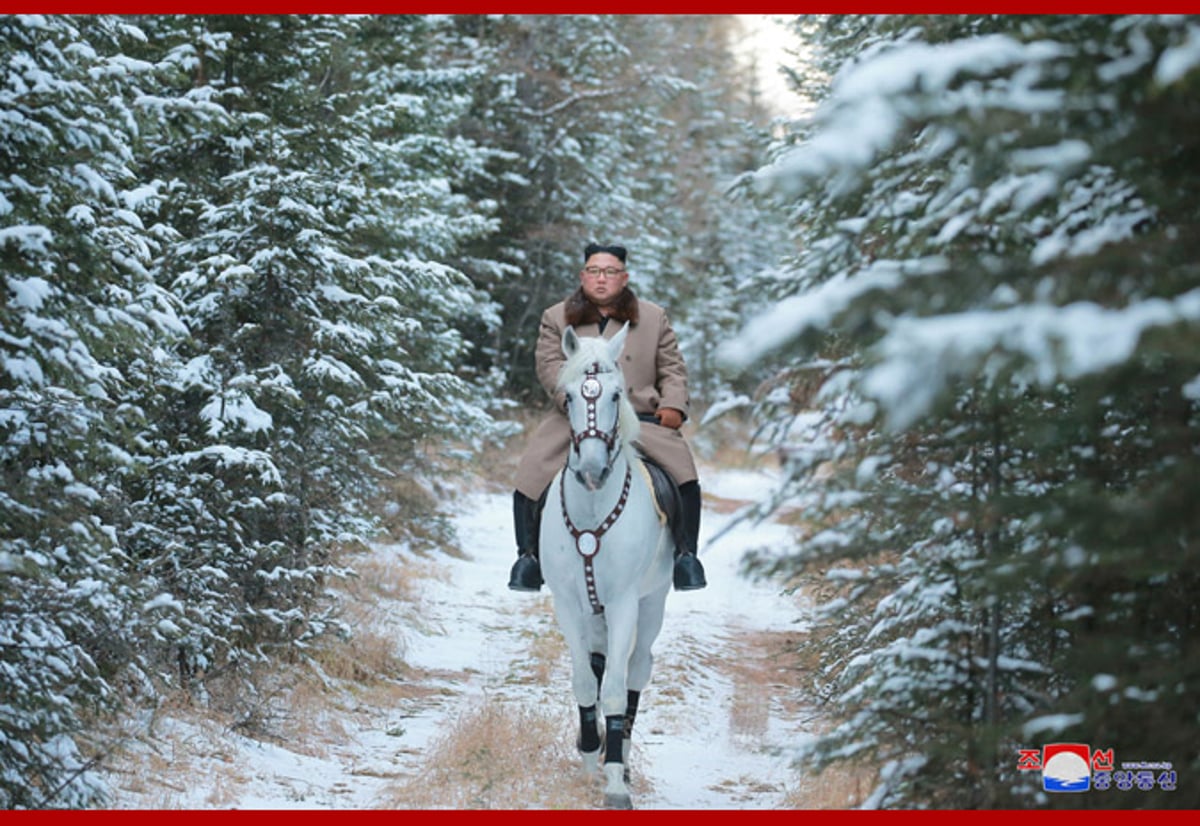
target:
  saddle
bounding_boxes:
[634,451,687,559]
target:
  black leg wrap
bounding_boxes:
[578,704,601,753]
[604,715,625,765]
[590,651,606,703]
[624,689,640,738]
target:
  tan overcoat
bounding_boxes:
[514,294,699,499]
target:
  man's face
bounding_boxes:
[579,252,629,306]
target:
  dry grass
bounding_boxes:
[781,762,877,809]
[694,413,891,805]
[283,549,460,734]
[699,474,809,532]
[314,553,427,677]
[374,469,458,551]
[101,538,460,806]
[762,573,885,809]
[380,701,612,809]
[712,628,810,742]
[507,597,569,687]
[369,405,549,551]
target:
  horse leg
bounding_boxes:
[590,651,606,699]
[580,650,604,767]
[598,597,638,809]
[590,654,637,782]
[621,689,639,775]
[588,650,638,781]
[578,704,601,775]
[627,587,667,691]
[553,604,604,776]
[616,584,668,778]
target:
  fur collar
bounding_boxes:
[564,286,639,329]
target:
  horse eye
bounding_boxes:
[611,392,620,402]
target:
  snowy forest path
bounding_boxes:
[375,457,818,809]
[102,456,823,809]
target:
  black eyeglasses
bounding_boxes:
[583,266,626,278]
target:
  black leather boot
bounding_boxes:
[508,489,543,591]
[674,481,707,591]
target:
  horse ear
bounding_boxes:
[607,321,629,362]
[562,325,580,358]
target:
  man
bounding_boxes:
[508,241,707,592]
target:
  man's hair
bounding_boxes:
[584,242,627,264]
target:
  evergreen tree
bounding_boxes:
[626,16,791,402]
[725,14,1200,808]
[0,15,181,808]
[118,14,507,686]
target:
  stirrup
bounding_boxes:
[673,553,707,591]
[508,554,543,592]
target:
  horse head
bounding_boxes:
[559,323,639,491]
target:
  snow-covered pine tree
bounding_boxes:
[116,15,507,693]
[0,15,183,808]
[724,14,1200,808]
[630,15,793,401]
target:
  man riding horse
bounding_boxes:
[508,242,707,593]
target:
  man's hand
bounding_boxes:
[656,407,684,430]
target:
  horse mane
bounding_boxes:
[557,336,641,451]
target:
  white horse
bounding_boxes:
[539,322,674,810]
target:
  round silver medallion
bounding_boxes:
[576,531,599,557]
[581,377,602,400]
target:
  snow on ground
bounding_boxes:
[104,458,818,810]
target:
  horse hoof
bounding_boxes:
[604,792,633,810]
[602,763,631,808]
